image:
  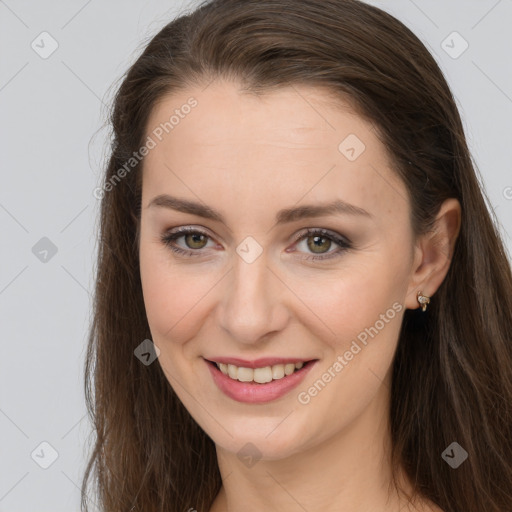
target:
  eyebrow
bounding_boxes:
[147,194,373,224]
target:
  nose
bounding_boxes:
[217,248,290,345]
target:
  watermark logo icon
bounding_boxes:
[338,134,366,161]
[31,31,59,59]
[32,237,58,263]
[441,31,469,59]
[236,236,263,264]
[134,338,160,366]
[441,441,468,468]
[237,442,262,468]
[31,441,59,469]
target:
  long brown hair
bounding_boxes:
[81,1,512,510]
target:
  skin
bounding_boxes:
[138,79,460,512]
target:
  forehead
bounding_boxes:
[145,80,367,152]
[141,80,408,226]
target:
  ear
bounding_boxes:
[405,198,461,310]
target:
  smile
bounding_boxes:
[214,361,305,383]
[204,358,318,403]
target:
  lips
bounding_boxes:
[204,357,318,403]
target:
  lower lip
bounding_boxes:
[205,359,318,403]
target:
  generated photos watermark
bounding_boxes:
[93,97,198,199]
[297,301,403,405]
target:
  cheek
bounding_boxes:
[139,241,220,346]
[289,253,407,350]
[288,272,405,450]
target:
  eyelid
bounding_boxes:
[290,227,352,246]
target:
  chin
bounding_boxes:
[209,414,314,461]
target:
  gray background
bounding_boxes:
[1,1,511,511]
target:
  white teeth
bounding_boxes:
[271,364,285,380]
[284,363,296,375]
[215,361,306,383]
[227,364,237,379]
[237,366,253,382]
[253,366,273,383]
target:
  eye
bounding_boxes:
[288,228,352,261]
[160,226,217,257]
[160,226,352,261]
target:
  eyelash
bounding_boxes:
[160,226,352,261]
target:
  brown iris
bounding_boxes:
[185,232,208,249]
[307,235,331,254]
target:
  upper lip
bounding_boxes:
[205,357,316,369]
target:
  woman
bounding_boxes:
[81,1,512,511]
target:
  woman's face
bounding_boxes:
[138,79,421,459]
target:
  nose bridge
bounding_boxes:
[218,244,287,344]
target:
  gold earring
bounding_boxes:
[417,291,430,312]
